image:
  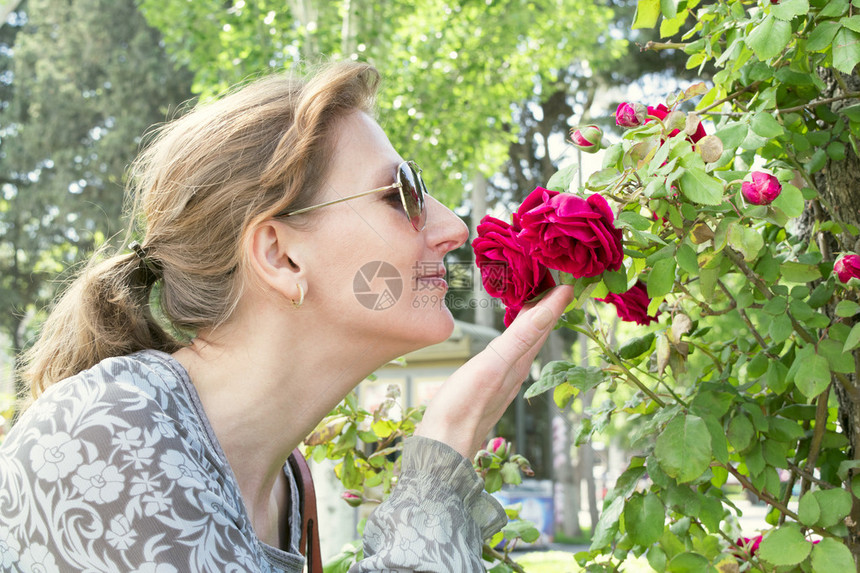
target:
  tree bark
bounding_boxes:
[806,68,860,564]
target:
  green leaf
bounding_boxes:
[798,491,821,526]
[590,496,624,550]
[808,20,843,51]
[633,0,661,29]
[666,552,710,573]
[603,269,629,293]
[795,353,831,399]
[771,183,805,217]
[502,518,541,543]
[525,362,605,399]
[758,524,812,566]
[715,122,749,150]
[811,538,855,573]
[618,332,657,359]
[661,0,678,19]
[844,323,860,351]
[648,258,677,298]
[678,167,725,205]
[771,0,809,20]
[820,338,856,373]
[843,15,860,33]
[751,111,785,138]
[676,243,699,275]
[545,164,579,192]
[617,210,654,231]
[728,223,764,262]
[833,27,860,74]
[586,168,620,190]
[812,488,853,527]
[655,414,712,483]
[728,413,755,451]
[821,0,850,17]
[624,493,665,546]
[769,313,793,343]
[836,299,860,317]
[746,15,793,61]
[780,261,822,282]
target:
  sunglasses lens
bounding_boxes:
[400,162,427,231]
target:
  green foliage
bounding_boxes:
[0,0,193,365]
[519,0,860,569]
[136,0,624,204]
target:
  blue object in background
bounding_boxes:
[492,479,555,547]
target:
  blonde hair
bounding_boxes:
[20,61,380,401]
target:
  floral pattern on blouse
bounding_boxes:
[0,351,506,573]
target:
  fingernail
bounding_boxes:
[531,307,554,330]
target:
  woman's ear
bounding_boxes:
[246,219,307,305]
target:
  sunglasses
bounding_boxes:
[276,160,427,231]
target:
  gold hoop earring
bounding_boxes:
[293,283,305,308]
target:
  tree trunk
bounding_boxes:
[807,68,860,564]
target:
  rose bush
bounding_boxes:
[508,0,860,569]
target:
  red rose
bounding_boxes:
[733,535,763,559]
[597,281,659,325]
[741,171,782,205]
[835,254,860,283]
[516,187,624,278]
[647,103,706,143]
[474,215,556,326]
[616,102,647,128]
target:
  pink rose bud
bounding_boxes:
[488,437,508,457]
[569,125,602,153]
[341,490,363,507]
[741,171,782,205]
[835,254,860,283]
[615,102,647,128]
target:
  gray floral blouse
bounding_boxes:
[0,350,506,572]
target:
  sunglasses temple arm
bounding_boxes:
[280,183,401,217]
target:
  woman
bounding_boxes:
[0,61,572,572]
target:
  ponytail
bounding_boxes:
[19,245,179,402]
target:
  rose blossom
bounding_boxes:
[616,102,647,128]
[487,437,508,457]
[597,281,659,326]
[516,187,623,278]
[741,171,782,205]
[474,215,555,326]
[734,535,763,559]
[647,103,707,143]
[569,125,602,153]
[835,254,860,283]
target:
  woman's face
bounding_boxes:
[301,111,469,356]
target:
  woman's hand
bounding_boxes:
[415,285,575,459]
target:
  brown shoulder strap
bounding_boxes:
[287,449,322,573]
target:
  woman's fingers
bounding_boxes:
[484,285,575,378]
[415,285,574,458]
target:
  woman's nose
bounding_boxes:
[425,196,469,254]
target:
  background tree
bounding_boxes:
[0,0,193,397]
